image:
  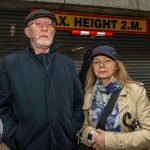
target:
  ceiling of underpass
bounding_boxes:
[1,0,150,18]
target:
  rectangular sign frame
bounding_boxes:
[30,9,149,34]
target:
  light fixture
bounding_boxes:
[10,24,16,36]
[72,47,84,51]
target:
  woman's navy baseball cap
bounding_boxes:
[90,45,119,60]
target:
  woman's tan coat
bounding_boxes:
[81,82,150,150]
[0,143,9,150]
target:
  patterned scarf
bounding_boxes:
[92,79,122,132]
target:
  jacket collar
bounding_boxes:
[85,82,140,96]
[26,40,58,55]
[83,85,127,110]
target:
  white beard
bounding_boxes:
[35,38,53,49]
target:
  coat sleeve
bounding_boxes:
[0,59,17,150]
[80,113,95,146]
[80,91,95,146]
[105,84,150,150]
[71,62,84,137]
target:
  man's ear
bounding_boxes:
[24,28,31,38]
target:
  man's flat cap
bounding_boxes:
[24,9,56,27]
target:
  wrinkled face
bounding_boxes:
[24,17,55,49]
[92,55,117,82]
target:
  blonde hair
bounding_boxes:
[85,60,133,92]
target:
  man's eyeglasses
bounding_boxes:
[27,21,55,28]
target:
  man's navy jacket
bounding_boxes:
[0,42,84,150]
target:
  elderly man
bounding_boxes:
[0,9,84,150]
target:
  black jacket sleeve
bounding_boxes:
[0,59,17,150]
[71,63,84,137]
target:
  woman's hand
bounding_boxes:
[90,129,105,150]
[91,130,100,139]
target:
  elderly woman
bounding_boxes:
[80,44,150,150]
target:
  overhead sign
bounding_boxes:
[53,11,148,34]
[30,10,148,34]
